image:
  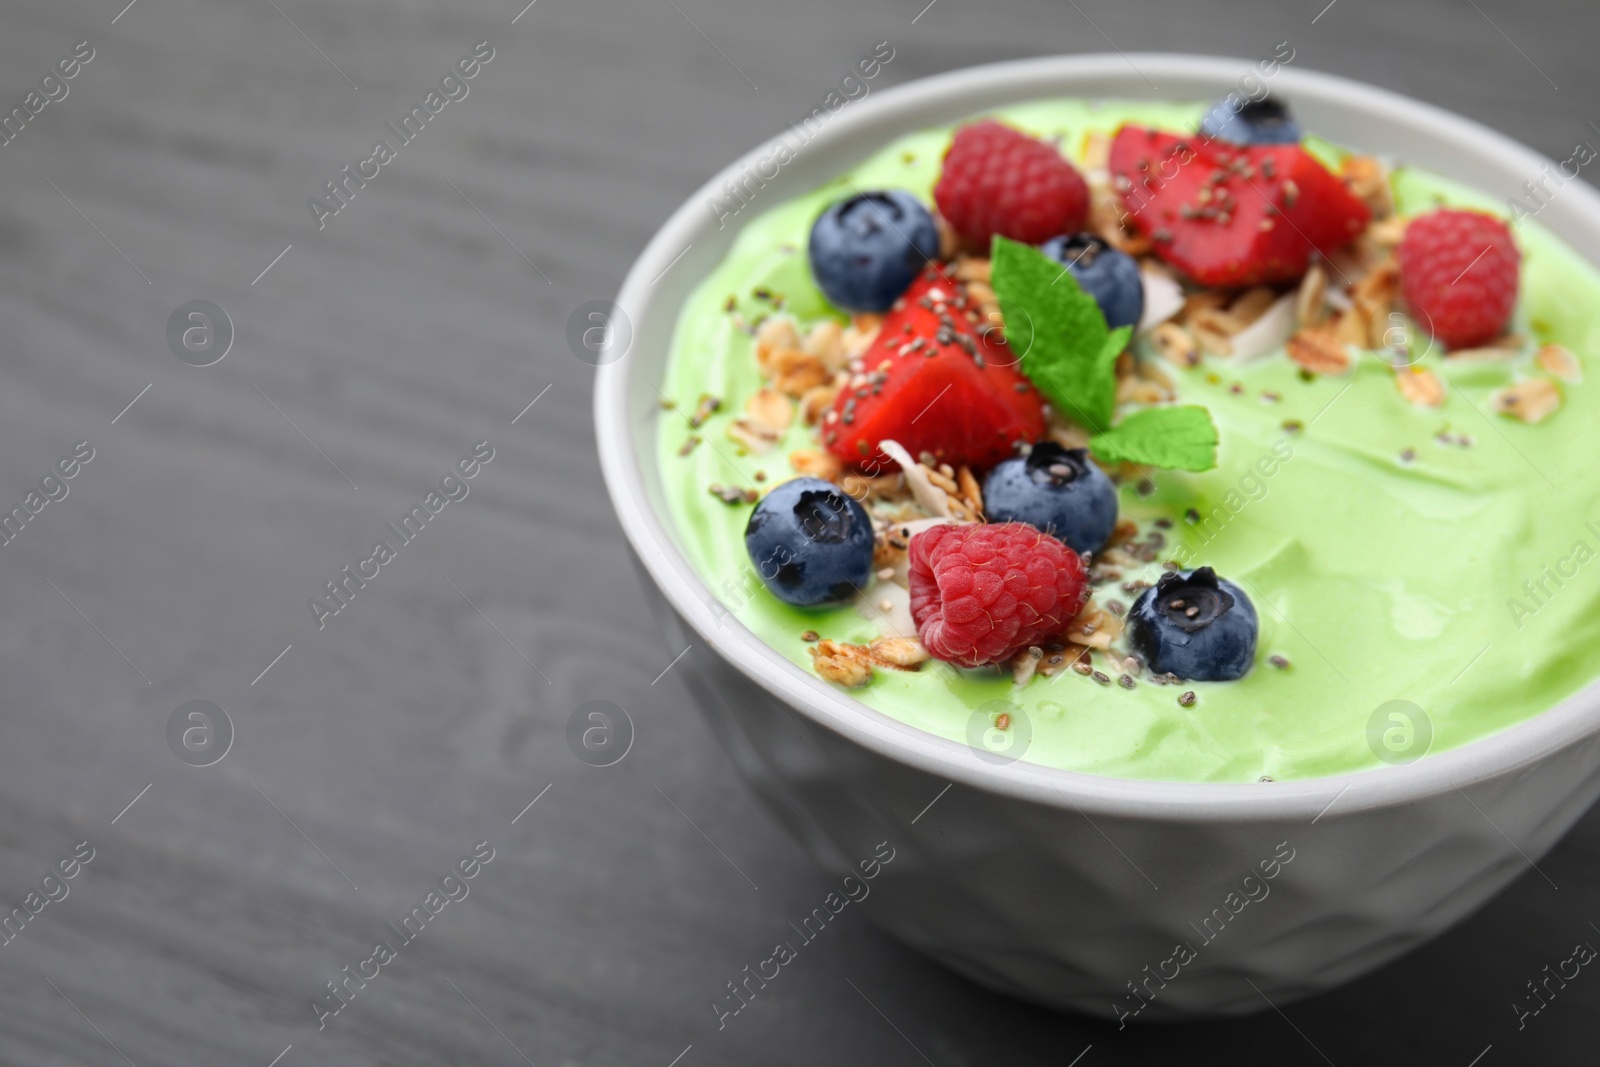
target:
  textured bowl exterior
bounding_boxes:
[597,56,1600,1018]
[640,571,1600,1019]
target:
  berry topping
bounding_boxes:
[744,478,874,607]
[823,266,1045,472]
[1198,96,1302,146]
[1397,208,1520,350]
[1126,567,1257,681]
[981,443,1118,553]
[808,190,941,312]
[1109,126,1370,287]
[1038,232,1146,330]
[934,120,1090,247]
[908,522,1088,668]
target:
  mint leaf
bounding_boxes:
[1090,406,1218,472]
[990,236,1126,433]
[990,236,1219,470]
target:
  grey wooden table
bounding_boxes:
[1,0,1596,1063]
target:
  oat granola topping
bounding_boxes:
[1492,378,1562,423]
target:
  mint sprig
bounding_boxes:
[989,236,1218,472]
[990,236,1128,433]
[1089,405,1217,471]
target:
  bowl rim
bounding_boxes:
[595,52,1600,821]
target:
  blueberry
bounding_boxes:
[808,190,939,312]
[1038,233,1144,330]
[744,478,874,607]
[1198,96,1302,146]
[982,443,1118,553]
[1127,567,1258,681]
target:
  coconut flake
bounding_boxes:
[1137,269,1185,335]
[877,439,953,518]
[857,580,916,637]
[1228,293,1297,363]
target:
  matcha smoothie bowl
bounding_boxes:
[596,56,1600,1017]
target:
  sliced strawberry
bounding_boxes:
[823,266,1045,473]
[1109,127,1370,288]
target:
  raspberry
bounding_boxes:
[908,522,1088,668]
[1398,209,1520,350]
[934,120,1089,247]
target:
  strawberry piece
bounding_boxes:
[1398,209,1520,349]
[1109,126,1370,287]
[908,522,1089,668]
[823,266,1045,472]
[934,120,1090,247]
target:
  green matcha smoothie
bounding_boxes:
[656,99,1600,783]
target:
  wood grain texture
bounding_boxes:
[0,0,1596,1062]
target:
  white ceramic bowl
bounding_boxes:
[594,55,1600,1018]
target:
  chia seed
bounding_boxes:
[708,483,750,505]
[1269,654,1291,669]
[1178,690,1198,707]
[688,394,722,428]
